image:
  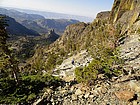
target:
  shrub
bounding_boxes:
[75,48,123,84]
[0,74,62,104]
[75,63,99,84]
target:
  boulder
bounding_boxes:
[84,93,90,99]
[75,89,83,95]
[129,81,140,92]
[115,91,135,101]
[71,94,77,100]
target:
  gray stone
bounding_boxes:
[71,94,77,100]
[75,89,83,95]
[129,80,140,92]
[84,93,90,99]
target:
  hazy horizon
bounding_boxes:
[0,0,114,18]
[0,6,93,18]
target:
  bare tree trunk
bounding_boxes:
[12,68,19,84]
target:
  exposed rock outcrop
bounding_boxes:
[110,0,140,23]
[110,0,140,34]
[47,29,59,42]
[49,22,88,51]
[96,11,110,19]
[120,34,140,74]
[52,50,93,79]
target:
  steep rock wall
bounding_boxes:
[110,0,139,23]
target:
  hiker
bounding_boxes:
[71,59,75,65]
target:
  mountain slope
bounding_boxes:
[25,0,140,76]
[5,16,40,36]
[1,0,140,104]
[28,11,119,73]
[30,0,140,104]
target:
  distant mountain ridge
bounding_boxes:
[3,7,93,22]
[0,8,80,35]
[0,8,45,22]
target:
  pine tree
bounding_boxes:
[0,15,19,84]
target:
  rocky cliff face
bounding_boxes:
[110,0,140,74]
[110,0,140,35]
[110,0,140,23]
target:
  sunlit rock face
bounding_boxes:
[110,0,140,35]
[110,0,140,23]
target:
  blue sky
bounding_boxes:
[0,0,114,17]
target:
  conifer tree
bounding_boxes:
[0,15,19,84]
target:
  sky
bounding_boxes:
[0,0,114,18]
